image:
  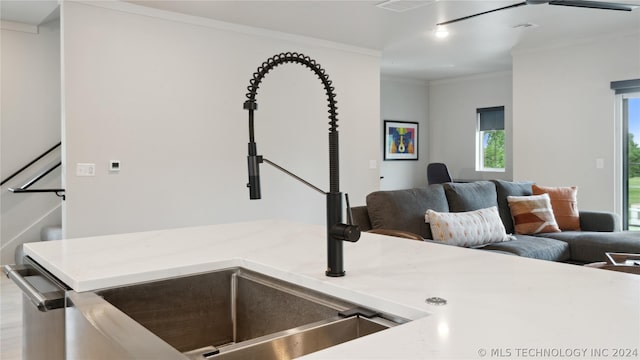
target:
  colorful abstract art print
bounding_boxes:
[384,120,419,160]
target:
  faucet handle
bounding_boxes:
[345,193,354,225]
[330,223,360,243]
[338,193,360,242]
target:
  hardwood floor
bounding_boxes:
[1,275,22,360]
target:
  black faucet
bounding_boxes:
[243,52,360,277]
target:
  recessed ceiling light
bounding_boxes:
[434,25,449,38]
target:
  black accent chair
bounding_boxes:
[427,163,452,185]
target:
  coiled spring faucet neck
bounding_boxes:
[243,52,359,277]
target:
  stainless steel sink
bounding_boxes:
[66,267,406,359]
[201,315,393,360]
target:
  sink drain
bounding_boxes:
[425,297,447,306]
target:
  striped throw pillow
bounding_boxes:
[532,184,580,231]
[507,193,560,235]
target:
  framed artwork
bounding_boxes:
[384,120,419,160]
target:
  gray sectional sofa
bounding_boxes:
[352,180,640,264]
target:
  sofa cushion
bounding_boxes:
[532,184,580,231]
[425,206,513,247]
[492,179,533,234]
[444,181,498,212]
[537,231,640,263]
[480,235,571,261]
[366,185,449,239]
[508,194,561,235]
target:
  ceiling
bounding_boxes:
[0,0,58,25]
[2,0,640,81]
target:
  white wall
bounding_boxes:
[513,32,640,212]
[61,1,380,238]
[380,76,429,189]
[1,20,62,264]
[428,72,513,181]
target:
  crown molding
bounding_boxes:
[428,70,512,86]
[0,20,39,34]
[71,1,380,58]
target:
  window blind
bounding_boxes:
[611,79,640,95]
[477,106,505,131]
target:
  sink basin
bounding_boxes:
[74,267,406,359]
[202,315,392,360]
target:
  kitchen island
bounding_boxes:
[24,220,640,359]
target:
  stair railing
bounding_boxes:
[1,142,66,200]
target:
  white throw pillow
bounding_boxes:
[425,206,514,247]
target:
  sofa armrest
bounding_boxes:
[367,229,424,241]
[579,210,621,232]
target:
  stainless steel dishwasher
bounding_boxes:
[3,257,68,360]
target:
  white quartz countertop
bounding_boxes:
[24,220,640,359]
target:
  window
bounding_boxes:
[476,106,505,172]
[612,79,640,230]
[625,96,640,230]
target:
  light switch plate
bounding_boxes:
[77,163,95,176]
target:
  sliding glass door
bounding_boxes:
[624,94,640,230]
